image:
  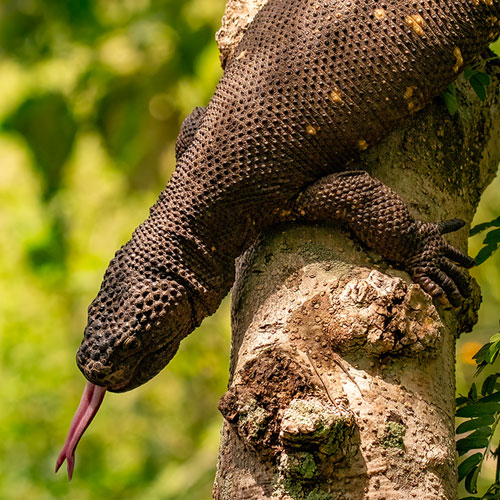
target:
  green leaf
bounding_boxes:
[475,343,494,363]
[465,68,491,101]
[95,77,147,165]
[456,426,492,451]
[470,77,487,100]
[468,427,494,440]
[486,342,500,365]
[474,72,491,86]
[478,391,500,404]
[457,436,489,455]
[470,383,478,401]
[483,375,500,396]
[465,465,480,494]
[458,453,483,482]
[474,338,500,365]
[1,92,77,200]
[473,228,500,265]
[457,415,496,434]
[456,402,500,417]
[26,215,68,274]
[475,244,499,265]
[484,228,500,245]
[470,216,500,236]
[442,84,458,115]
[464,67,475,79]
[476,363,488,376]
[458,395,470,406]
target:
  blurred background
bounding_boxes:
[0,1,498,499]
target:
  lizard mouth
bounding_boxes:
[109,341,173,392]
[76,334,172,393]
[56,342,173,479]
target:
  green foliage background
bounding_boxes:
[0,1,229,498]
[0,1,499,499]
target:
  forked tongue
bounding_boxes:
[55,381,107,480]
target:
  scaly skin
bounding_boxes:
[76,0,499,394]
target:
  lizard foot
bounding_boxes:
[293,171,474,307]
[404,219,474,307]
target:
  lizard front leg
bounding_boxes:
[293,171,474,306]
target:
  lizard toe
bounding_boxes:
[426,266,463,307]
[437,257,472,298]
[412,272,445,300]
[443,242,475,268]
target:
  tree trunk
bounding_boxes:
[213,2,500,499]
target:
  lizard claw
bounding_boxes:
[436,218,466,235]
[405,220,473,307]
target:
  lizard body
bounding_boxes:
[79,0,498,391]
[57,0,500,477]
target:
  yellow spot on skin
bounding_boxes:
[211,246,216,252]
[453,46,463,73]
[402,87,425,114]
[330,89,343,103]
[335,12,342,19]
[404,86,417,100]
[357,139,368,151]
[409,102,425,115]
[306,124,317,135]
[236,50,247,60]
[374,9,386,20]
[405,14,424,36]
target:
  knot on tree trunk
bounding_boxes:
[317,269,445,356]
[218,346,356,463]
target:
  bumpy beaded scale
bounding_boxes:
[56,0,500,478]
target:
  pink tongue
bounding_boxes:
[55,381,107,480]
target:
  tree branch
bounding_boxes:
[213,2,500,499]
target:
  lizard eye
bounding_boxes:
[124,337,141,352]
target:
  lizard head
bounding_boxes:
[57,223,198,478]
[75,232,194,393]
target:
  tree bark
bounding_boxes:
[214,2,500,499]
